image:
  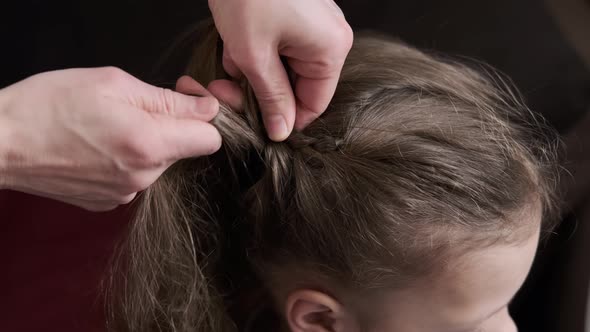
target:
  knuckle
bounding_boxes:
[232,45,269,74]
[81,202,109,212]
[116,193,137,205]
[122,175,151,193]
[325,22,354,56]
[256,89,291,107]
[102,204,119,211]
[117,135,165,170]
[129,150,162,170]
[98,66,129,85]
[158,88,177,114]
[222,50,235,65]
[339,23,354,50]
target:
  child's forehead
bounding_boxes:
[438,201,543,256]
[359,228,539,331]
[366,227,539,331]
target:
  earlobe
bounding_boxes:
[286,289,349,332]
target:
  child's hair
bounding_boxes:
[109,20,561,331]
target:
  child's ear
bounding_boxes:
[285,289,358,332]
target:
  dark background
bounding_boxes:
[1,0,589,331]
[2,0,588,132]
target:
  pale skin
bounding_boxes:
[0,0,352,211]
[208,0,353,140]
[0,68,220,211]
[280,207,541,332]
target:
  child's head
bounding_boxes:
[112,22,561,332]
[224,37,559,332]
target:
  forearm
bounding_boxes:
[0,86,15,190]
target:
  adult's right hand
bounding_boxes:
[208,0,353,142]
[0,68,221,211]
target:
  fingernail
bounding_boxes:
[266,114,289,141]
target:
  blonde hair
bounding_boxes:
[109,20,561,331]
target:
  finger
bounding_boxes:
[175,75,212,97]
[14,182,134,211]
[282,12,352,130]
[61,197,120,212]
[223,49,242,78]
[136,80,219,122]
[117,192,137,205]
[153,115,223,160]
[292,73,340,130]
[240,52,296,141]
[323,0,345,17]
[79,202,119,212]
[59,191,136,209]
[208,79,244,111]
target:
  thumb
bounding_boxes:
[153,114,223,160]
[239,52,296,141]
[134,79,219,122]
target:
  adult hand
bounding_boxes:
[0,67,220,211]
[208,0,353,141]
